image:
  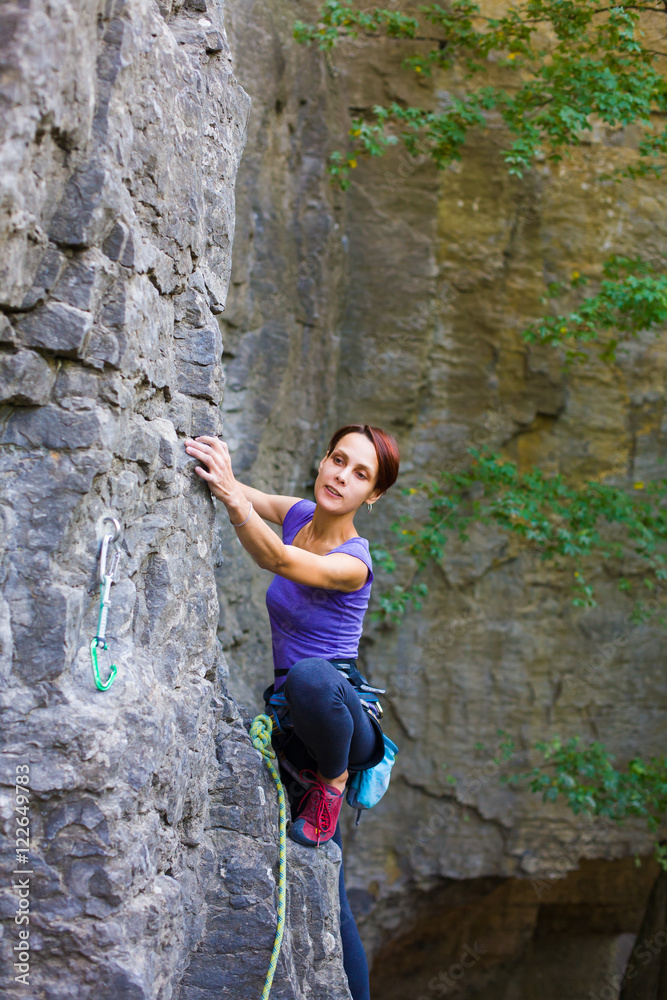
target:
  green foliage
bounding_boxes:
[299,4,667,618]
[296,3,667,356]
[294,0,667,181]
[522,255,667,363]
[444,729,517,779]
[294,2,420,49]
[501,734,667,869]
[373,445,667,623]
[370,579,429,623]
[370,544,429,621]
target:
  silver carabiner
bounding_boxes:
[99,517,122,582]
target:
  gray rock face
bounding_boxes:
[0,1,350,997]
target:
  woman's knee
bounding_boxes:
[284,657,342,706]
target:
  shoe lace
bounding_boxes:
[297,769,340,844]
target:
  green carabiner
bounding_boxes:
[90,636,117,691]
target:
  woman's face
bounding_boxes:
[315,432,382,514]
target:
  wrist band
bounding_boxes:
[230,500,253,527]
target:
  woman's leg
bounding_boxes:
[283,657,377,779]
[283,658,374,1000]
[333,821,371,1000]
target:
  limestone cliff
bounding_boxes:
[0,1,350,997]
[222,1,667,996]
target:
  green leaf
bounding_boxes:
[293,1,667,186]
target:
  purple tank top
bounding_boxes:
[265,499,374,689]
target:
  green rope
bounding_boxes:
[250,714,287,1000]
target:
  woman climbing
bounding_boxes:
[184,423,399,1000]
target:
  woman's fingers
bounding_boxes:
[195,435,228,454]
[186,438,230,468]
[186,443,224,468]
[194,466,214,481]
[185,442,212,460]
[186,435,229,458]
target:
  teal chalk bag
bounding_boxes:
[346,733,399,825]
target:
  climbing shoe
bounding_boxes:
[289,769,344,847]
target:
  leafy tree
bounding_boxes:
[371,445,667,623]
[500,734,667,871]
[295,0,667,183]
[525,255,667,366]
[295,2,667,359]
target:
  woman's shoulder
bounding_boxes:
[334,535,373,588]
[284,498,316,523]
[337,534,370,551]
[282,498,315,542]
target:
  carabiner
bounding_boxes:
[90,637,118,691]
[99,517,121,582]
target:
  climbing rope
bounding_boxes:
[249,714,287,1000]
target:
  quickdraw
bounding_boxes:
[91,516,122,691]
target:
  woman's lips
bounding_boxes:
[325,485,342,498]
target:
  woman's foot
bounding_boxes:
[289,770,345,847]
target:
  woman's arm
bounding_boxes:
[274,546,369,592]
[184,436,369,592]
[235,482,302,525]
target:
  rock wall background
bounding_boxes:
[223,1,667,997]
[0,1,350,997]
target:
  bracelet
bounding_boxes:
[230,500,253,528]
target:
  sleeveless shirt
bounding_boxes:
[265,499,374,690]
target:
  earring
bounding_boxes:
[366,502,373,514]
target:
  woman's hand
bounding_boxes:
[184,435,246,512]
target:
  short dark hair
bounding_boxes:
[325,424,400,495]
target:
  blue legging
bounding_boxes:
[333,820,371,1000]
[282,657,374,1000]
[283,657,377,777]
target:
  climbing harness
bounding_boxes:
[91,517,122,691]
[263,685,292,737]
[250,714,287,1000]
[329,658,386,722]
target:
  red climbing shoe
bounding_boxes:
[289,769,344,847]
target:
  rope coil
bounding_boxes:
[249,714,287,1000]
